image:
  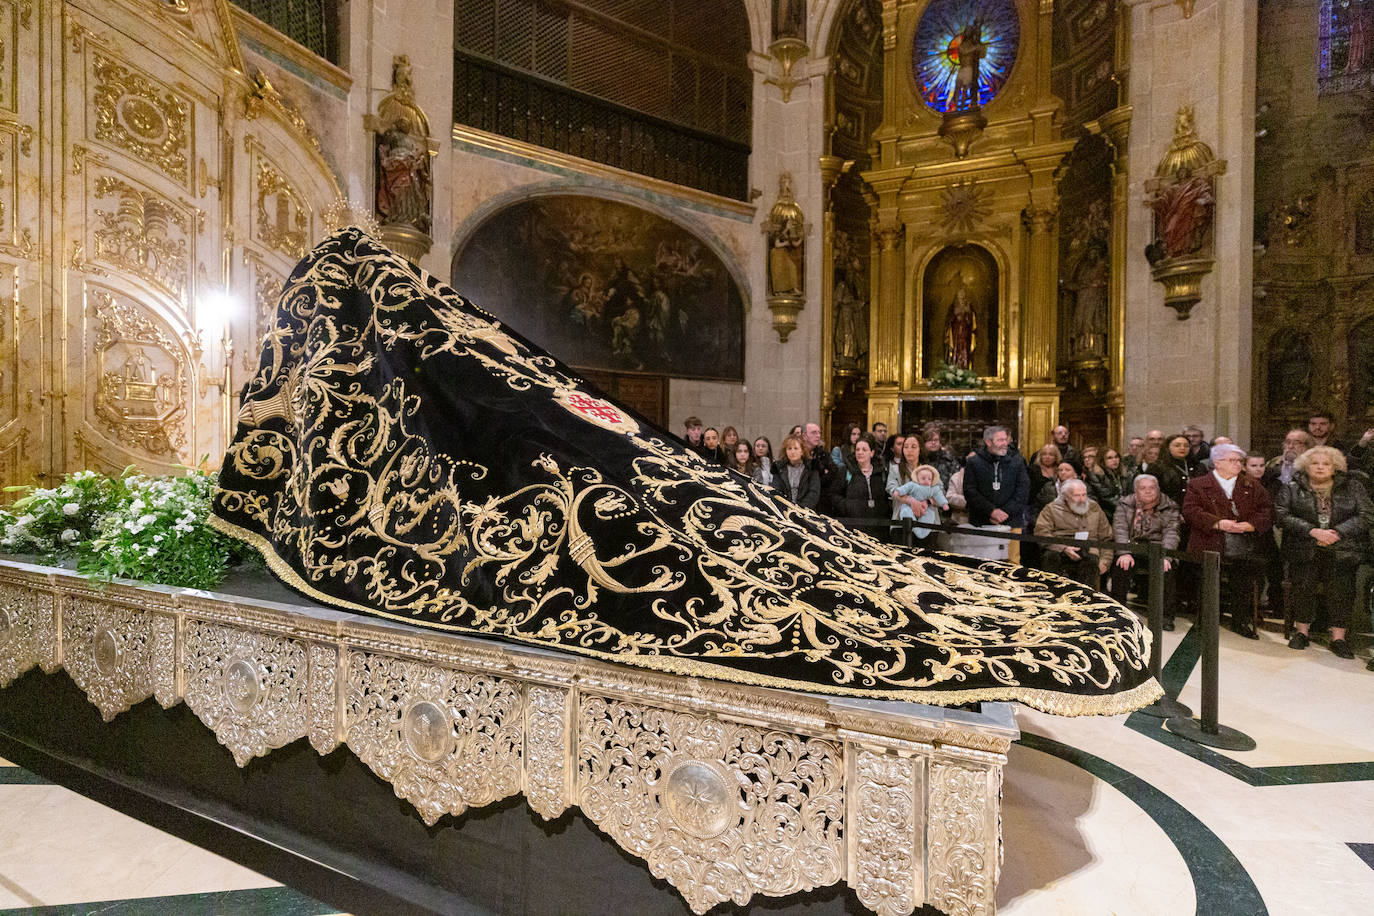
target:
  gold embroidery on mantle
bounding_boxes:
[210,233,1162,713]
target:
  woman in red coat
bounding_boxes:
[1182,443,1274,639]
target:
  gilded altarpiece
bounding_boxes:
[0,0,339,487]
[857,0,1075,448]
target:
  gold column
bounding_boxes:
[1021,204,1059,450]
[1100,106,1132,449]
[867,221,904,431]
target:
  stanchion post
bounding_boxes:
[1137,542,1192,719]
[903,517,913,548]
[1166,550,1256,750]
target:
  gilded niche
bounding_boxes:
[91,290,187,456]
[91,54,190,183]
[254,159,308,259]
[92,175,190,301]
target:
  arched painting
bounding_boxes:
[452,196,745,381]
[922,244,999,378]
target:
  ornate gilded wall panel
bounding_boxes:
[576,695,845,914]
[249,150,310,260]
[61,594,157,721]
[82,285,190,461]
[181,619,309,766]
[87,51,192,187]
[88,170,196,304]
[245,251,285,343]
[343,651,524,826]
[0,578,47,687]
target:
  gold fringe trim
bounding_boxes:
[208,513,1165,717]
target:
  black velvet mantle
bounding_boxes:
[210,230,1161,715]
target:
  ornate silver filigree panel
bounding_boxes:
[577,696,844,914]
[849,749,923,916]
[151,612,177,707]
[181,620,308,767]
[344,651,523,826]
[308,643,339,755]
[927,759,996,916]
[62,596,155,721]
[0,582,48,687]
[524,684,571,820]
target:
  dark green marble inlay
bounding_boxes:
[0,765,50,785]
[1126,624,1374,786]
[1017,732,1267,916]
[0,886,337,915]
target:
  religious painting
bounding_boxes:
[911,0,1021,113]
[922,244,999,379]
[1320,0,1374,95]
[1351,316,1374,416]
[452,196,745,381]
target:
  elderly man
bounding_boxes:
[1052,425,1083,474]
[1263,429,1314,495]
[1034,479,1113,587]
[1112,474,1183,627]
[1183,442,1274,639]
[1183,425,1209,464]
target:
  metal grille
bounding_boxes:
[230,0,340,64]
[454,0,750,144]
[454,52,749,200]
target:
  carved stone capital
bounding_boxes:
[877,224,905,251]
[1022,205,1057,235]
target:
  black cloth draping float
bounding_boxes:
[211,229,1161,715]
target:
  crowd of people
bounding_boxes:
[677,413,1374,673]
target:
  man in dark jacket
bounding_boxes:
[963,426,1030,562]
[803,422,838,512]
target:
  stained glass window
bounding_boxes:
[1320,0,1374,94]
[911,0,1021,113]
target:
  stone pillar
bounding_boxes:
[1100,105,1132,450]
[1021,204,1059,450]
[1122,0,1257,442]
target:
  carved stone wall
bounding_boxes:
[0,559,1017,916]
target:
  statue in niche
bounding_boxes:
[774,0,806,41]
[765,172,805,297]
[1266,332,1313,409]
[943,286,978,370]
[1068,244,1108,358]
[374,55,433,235]
[922,244,997,378]
[832,229,867,372]
[1148,169,1214,261]
[1350,318,1374,416]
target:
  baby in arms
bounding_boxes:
[893,464,950,539]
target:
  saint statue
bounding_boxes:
[1150,168,1214,260]
[765,173,805,298]
[943,286,977,370]
[833,276,867,369]
[374,56,433,235]
[946,20,987,111]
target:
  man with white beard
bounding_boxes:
[1034,478,1114,588]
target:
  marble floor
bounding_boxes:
[0,618,1370,915]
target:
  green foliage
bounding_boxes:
[0,468,247,591]
[928,361,985,390]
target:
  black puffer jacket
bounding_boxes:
[962,446,1030,527]
[1275,472,1374,564]
[1088,467,1131,520]
[830,460,891,521]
